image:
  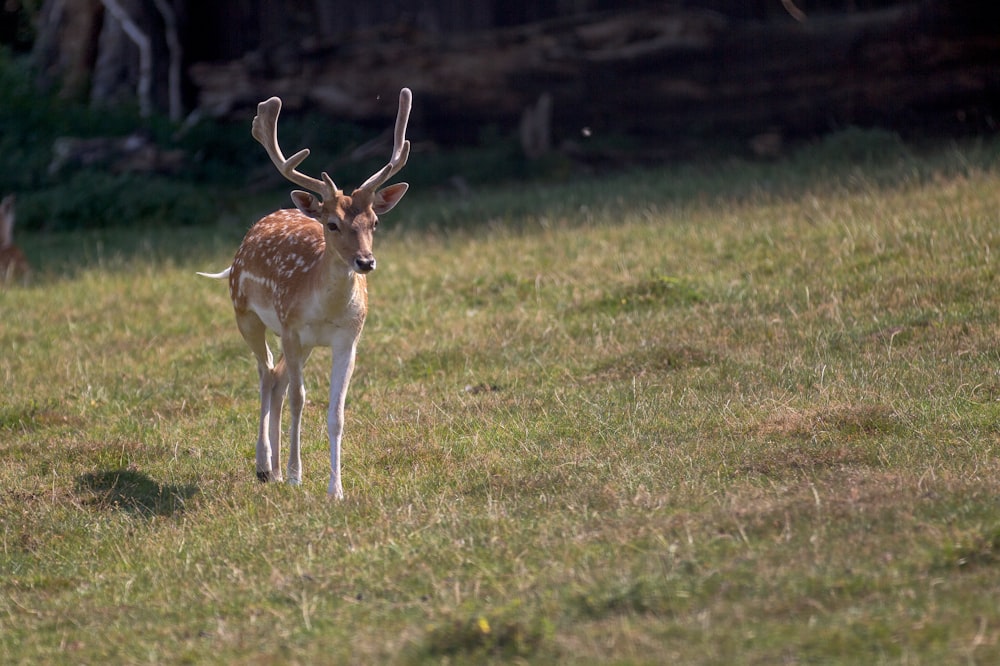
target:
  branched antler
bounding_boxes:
[252,97,337,201]
[358,88,412,193]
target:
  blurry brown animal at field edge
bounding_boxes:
[0,195,32,285]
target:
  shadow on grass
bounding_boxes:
[76,469,198,517]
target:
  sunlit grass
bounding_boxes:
[2,139,1000,663]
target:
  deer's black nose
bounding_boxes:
[355,256,376,273]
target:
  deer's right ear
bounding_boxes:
[373,182,409,214]
[290,190,323,218]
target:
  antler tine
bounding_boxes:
[358,88,412,193]
[251,97,337,200]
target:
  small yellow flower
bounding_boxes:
[477,617,491,634]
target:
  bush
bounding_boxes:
[20,171,216,231]
[0,49,220,230]
[792,126,912,167]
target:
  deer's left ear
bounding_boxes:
[372,183,408,214]
[291,190,323,218]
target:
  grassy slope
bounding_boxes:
[2,141,1000,664]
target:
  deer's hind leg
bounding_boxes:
[236,311,285,482]
[278,332,312,486]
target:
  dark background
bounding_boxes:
[6,1,1000,151]
[0,1,998,230]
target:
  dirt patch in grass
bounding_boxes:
[736,403,902,477]
[738,445,874,477]
[588,343,716,382]
[0,400,86,433]
[416,613,550,660]
[723,465,1000,532]
[755,403,903,441]
[579,274,705,317]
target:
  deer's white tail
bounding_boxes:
[197,267,231,279]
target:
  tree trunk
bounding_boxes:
[32,0,184,118]
[92,0,150,114]
[31,0,104,100]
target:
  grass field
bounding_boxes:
[2,137,1000,664]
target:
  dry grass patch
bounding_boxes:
[755,402,902,440]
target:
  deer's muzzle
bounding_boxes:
[355,255,376,273]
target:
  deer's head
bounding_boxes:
[289,181,407,274]
[252,90,412,274]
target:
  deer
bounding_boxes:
[0,195,32,286]
[199,88,412,499]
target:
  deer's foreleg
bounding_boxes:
[327,332,359,500]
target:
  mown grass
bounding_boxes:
[2,137,1000,664]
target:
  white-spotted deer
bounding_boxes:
[0,195,31,286]
[199,89,412,499]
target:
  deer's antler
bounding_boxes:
[252,97,337,201]
[357,88,412,193]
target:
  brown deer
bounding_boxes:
[199,89,412,499]
[0,195,31,286]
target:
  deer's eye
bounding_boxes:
[326,221,340,232]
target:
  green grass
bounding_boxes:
[2,139,1000,664]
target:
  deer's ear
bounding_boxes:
[372,183,408,214]
[290,190,323,218]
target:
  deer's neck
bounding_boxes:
[300,244,368,328]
